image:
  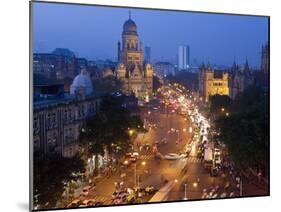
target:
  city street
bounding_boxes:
[62,83,268,208]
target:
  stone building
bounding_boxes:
[115,14,153,101]
[228,60,254,100]
[33,70,102,159]
[198,63,229,102]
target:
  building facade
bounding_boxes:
[154,61,175,77]
[198,63,229,102]
[228,60,254,99]
[33,71,102,159]
[33,49,90,80]
[177,45,190,72]
[115,15,153,101]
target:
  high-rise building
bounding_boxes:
[116,13,153,101]
[144,46,151,63]
[177,45,190,71]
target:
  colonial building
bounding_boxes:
[198,63,229,102]
[228,60,254,99]
[33,70,102,159]
[115,14,153,101]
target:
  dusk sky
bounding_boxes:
[32,2,269,68]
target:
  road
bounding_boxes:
[63,84,268,207]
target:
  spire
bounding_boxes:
[200,62,205,70]
[244,58,250,73]
[129,10,131,19]
[207,61,211,69]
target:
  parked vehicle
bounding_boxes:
[67,199,82,208]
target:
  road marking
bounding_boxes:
[187,157,203,163]
[139,155,153,160]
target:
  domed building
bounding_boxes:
[70,69,94,97]
[116,13,153,101]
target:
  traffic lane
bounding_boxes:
[141,111,192,154]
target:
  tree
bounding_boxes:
[215,86,269,175]
[209,94,232,114]
[93,76,123,94]
[33,154,85,209]
[80,95,145,171]
[153,75,162,92]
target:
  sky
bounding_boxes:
[32,2,269,68]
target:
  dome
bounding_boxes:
[70,69,94,96]
[123,18,137,35]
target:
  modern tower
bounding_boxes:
[177,45,190,71]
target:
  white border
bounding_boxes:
[0,0,280,212]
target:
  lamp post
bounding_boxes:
[135,161,146,187]
[184,183,188,200]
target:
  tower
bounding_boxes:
[116,12,153,100]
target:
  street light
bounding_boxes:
[221,107,225,112]
[135,161,146,187]
[129,129,134,136]
[124,160,129,165]
[183,183,188,200]
[193,182,198,187]
[226,112,230,117]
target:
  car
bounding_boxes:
[179,153,188,158]
[80,186,91,197]
[81,199,97,207]
[127,193,136,203]
[164,153,180,160]
[132,152,139,158]
[67,199,82,208]
[145,186,155,194]
[143,144,151,152]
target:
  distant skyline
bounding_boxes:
[32,2,269,68]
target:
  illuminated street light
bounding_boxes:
[174,179,178,183]
[193,182,198,187]
[221,108,225,112]
[124,160,129,165]
[141,161,146,166]
[226,112,230,117]
[129,129,134,136]
[148,111,151,115]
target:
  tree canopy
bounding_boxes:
[93,76,123,94]
[80,95,144,165]
[34,154,85,209]
[215,86,269,174]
